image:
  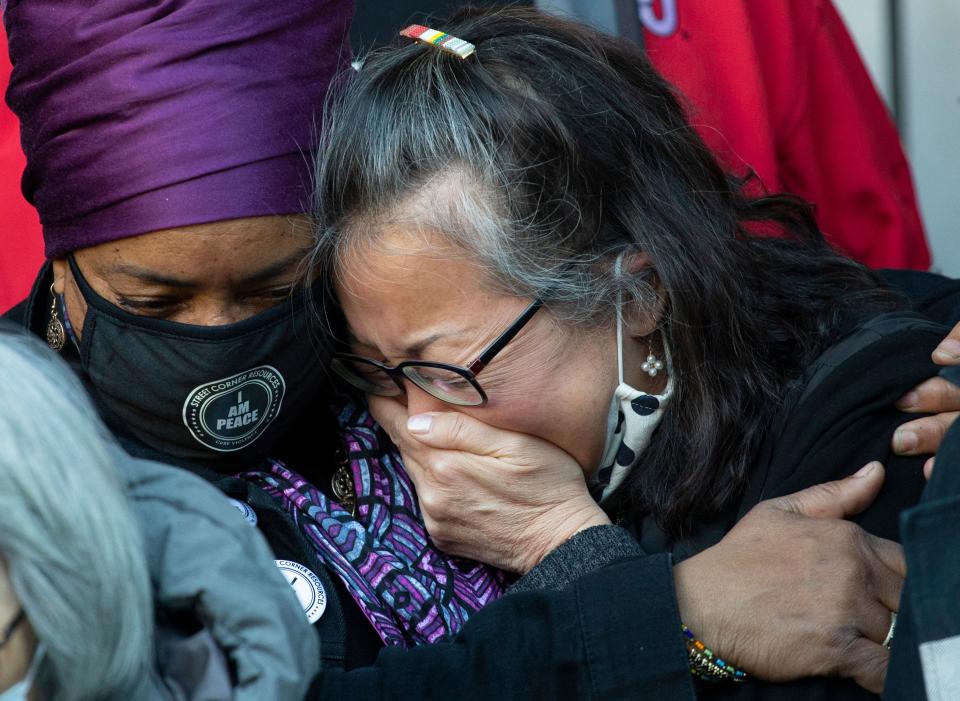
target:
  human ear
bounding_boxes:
[619,252,664,338]
[51,258,68,295]
[51,256,89,339]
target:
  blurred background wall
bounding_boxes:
[833,0,959,275]
[2,1,956,311]
[354,0,957,274]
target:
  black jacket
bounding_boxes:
[8,264,959,700]
[6,265,694,700]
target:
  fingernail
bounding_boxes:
[407,414,433,434]
[896,391,919,410]
[855,461,881,477]
[893,429,919,454]
[933,339,960,363]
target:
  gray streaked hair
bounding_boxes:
[0,327,152,701]
[310,14,658,329]
[309,7,898,536]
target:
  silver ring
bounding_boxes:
[882,612,897,649]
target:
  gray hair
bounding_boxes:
[310,7,897,536]
[0,327,152,701]
[310,14,660,330]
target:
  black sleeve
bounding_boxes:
[308,554,695,701]
[879,269,960,326]
[743,312,947,542]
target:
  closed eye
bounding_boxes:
[115,295,185,316]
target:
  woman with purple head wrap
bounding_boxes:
[1,0,396,688]
[4,0,354,465]
[1,1,676,696]
[5,2,960,700]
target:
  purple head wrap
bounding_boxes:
[4,0,354,258]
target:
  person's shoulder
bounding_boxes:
[115,447,250,530]
[2,261,52,332]
[746,310,943,513]
[1,298,29,325]
[799,310,946,405]
[111,446,322,699]
[880,269,960,326]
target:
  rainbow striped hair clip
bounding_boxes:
[400,24,476,59]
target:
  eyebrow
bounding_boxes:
[106,251,305,289]
[401,333,446,358]
[346,328,448,359]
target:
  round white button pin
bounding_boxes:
[227,498,258,527]
[275,560,326,624]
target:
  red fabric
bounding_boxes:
[0,1,931,315]
[0,29,43,313]
[643,0,930,269]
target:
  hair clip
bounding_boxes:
[400,24,476,59]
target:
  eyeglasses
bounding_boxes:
[0,608,24,649]
[332,299,543,407]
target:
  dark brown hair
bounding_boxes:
[312,6,900,536]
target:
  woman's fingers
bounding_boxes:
[892,410,960,456]
[406,411,495,454]
[768,462,885,519]
[865,532,908,581]
[892,321,960,456]
[405,410,536,461]
[896,376,960,415]
[840,637,889,695]
[931,321,960,365]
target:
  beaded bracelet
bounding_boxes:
[681,625,748,682]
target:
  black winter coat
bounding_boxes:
[7,265,959,700]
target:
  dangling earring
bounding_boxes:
[641,336,664,377]
[45,284,66,351]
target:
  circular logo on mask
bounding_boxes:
[182,365,286,452]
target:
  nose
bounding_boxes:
[403,380,451,416]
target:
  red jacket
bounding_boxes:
[0,30,43,313]
[0,2,931,313]
[642,0,929,269]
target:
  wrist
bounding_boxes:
[673,550,739,666]
[518,501,612,574]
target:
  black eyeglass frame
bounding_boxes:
[333,298,544,407]
[0,608,25,650]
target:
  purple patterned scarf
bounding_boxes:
[241,402,509,646]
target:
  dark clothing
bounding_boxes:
[691,311,942,700]
[638,267,960,700]
[8,263,959,700]
[7,266,696,699]
[6,264,385,670]
[884,388,960,699]
[312,555,693,700]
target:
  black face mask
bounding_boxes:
[66,255,331,466]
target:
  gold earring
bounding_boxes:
[45,284,66,351]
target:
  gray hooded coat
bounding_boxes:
[116,449,319,700]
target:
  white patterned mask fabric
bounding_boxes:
[590,255,673,503]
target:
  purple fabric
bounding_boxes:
[241,402,510,646]
[4,0,354,258]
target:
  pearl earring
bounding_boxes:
[641,338,664,377]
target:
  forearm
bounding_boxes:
[309,554,693,700]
